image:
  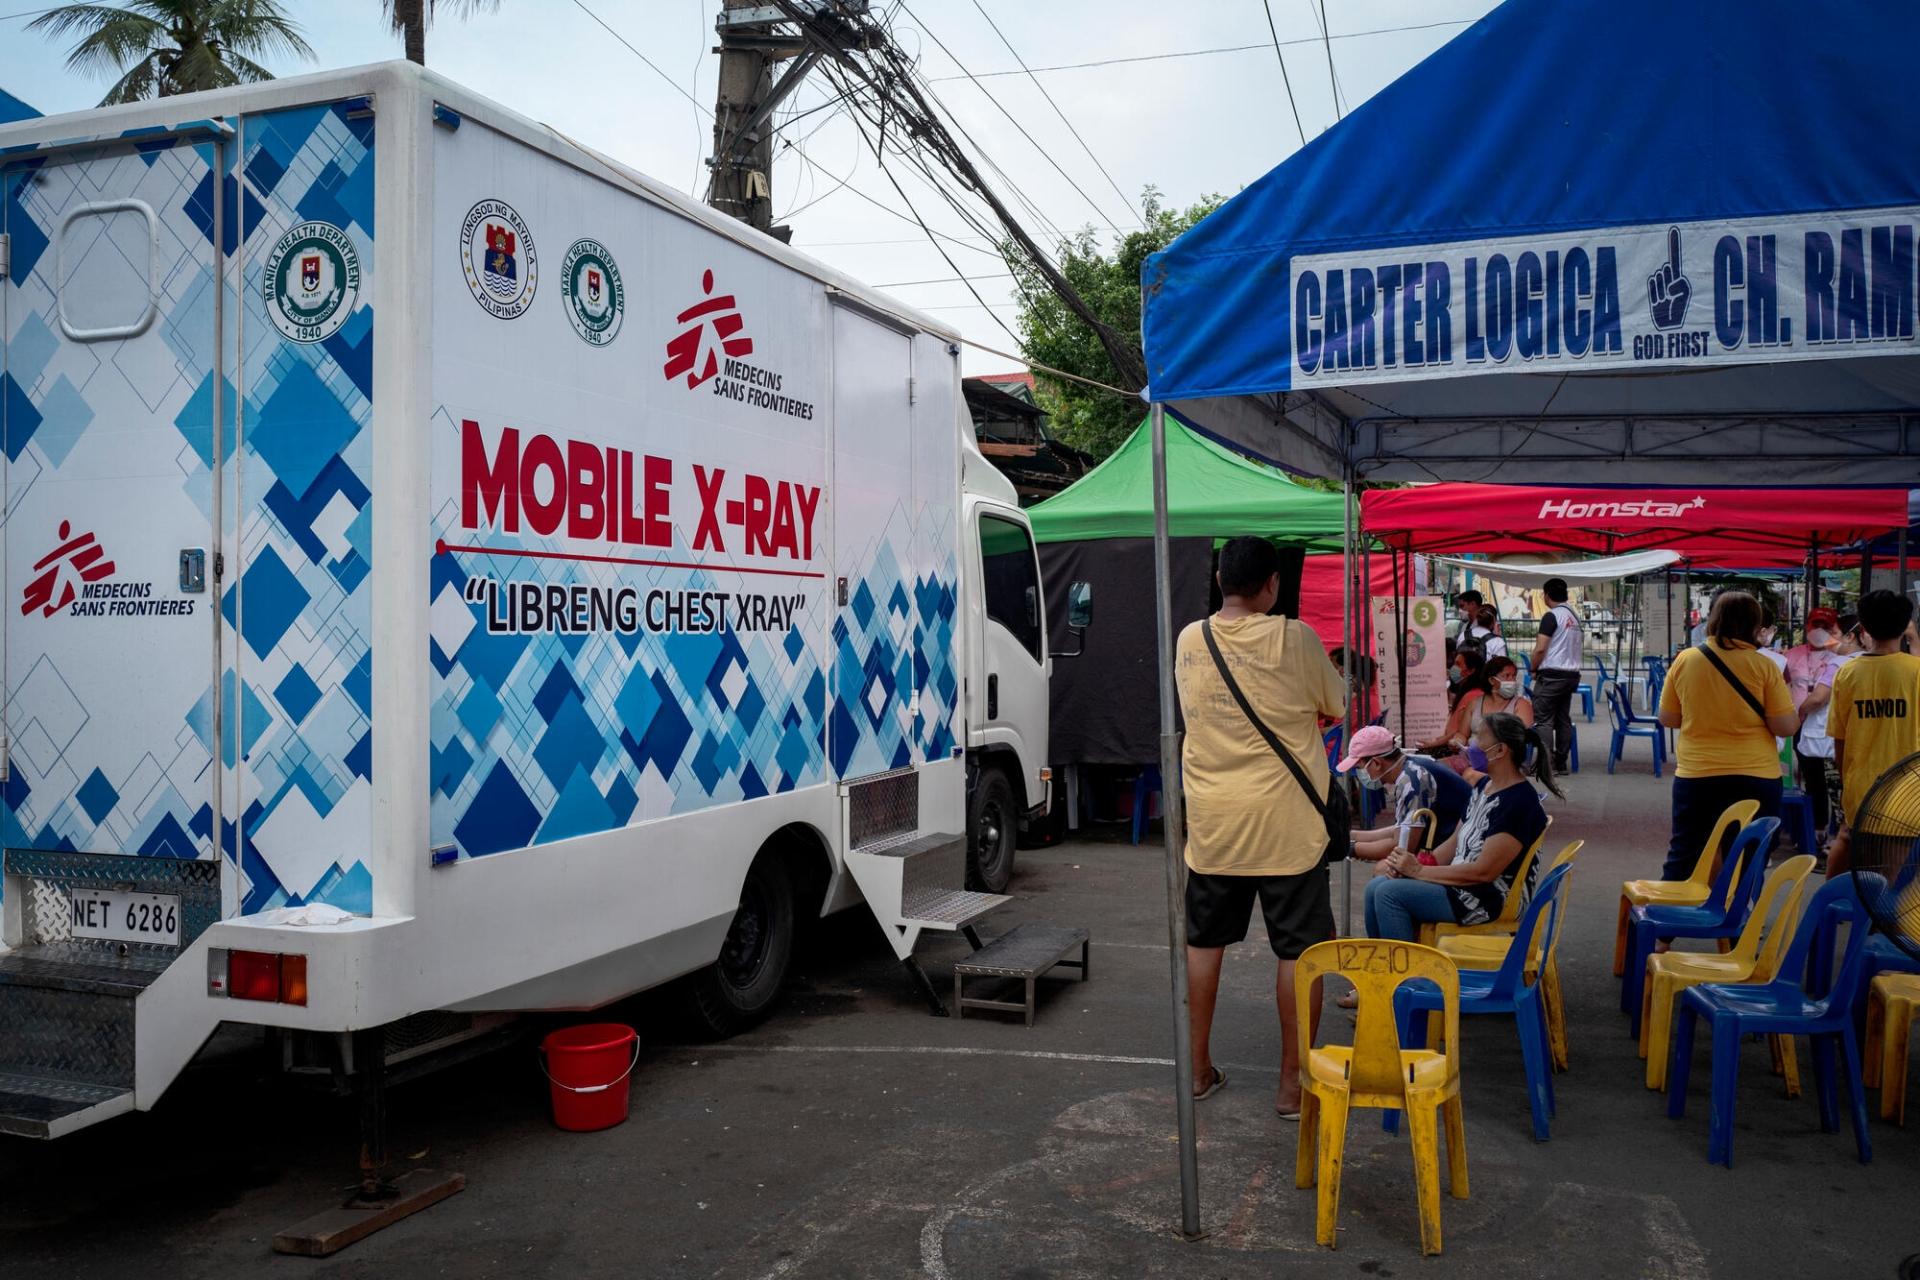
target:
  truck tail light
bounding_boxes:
[228,950,279,1001]
[215,949,308,1005]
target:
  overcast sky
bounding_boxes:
[0,0,1498,373]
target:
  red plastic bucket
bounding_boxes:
[539,1023,639,1132]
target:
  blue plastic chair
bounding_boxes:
[1393,863,1575,1142]
[1621,817,1781,1033]
[1605,684,1665,777]
[1641,656,1669,740]
[1130,766,1161,845]
[1808,887,1920,1043]
[1591,652,1619,709]
[1779,787,1817,857]
[1323,723,1343,770]
[1576,681,1595,722]
[1567,723,1580,774]
[1666,876,1875,1167]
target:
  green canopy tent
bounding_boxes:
[1029,411,1347,546]
[1030,414,1347,785]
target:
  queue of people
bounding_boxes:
[1654,586,1920,878]
[1171,538,1919,1124]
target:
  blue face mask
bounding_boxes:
[1466,745,1489,772]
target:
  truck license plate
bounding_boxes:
[69,890,180,945]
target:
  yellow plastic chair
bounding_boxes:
[1864,973,1920,1125]
[1418,816,1555,948]
[1436,840,1586,1071]
[1295,940,1466,1257]
[1612,800,1759,976]
[1638,854,1816,1092]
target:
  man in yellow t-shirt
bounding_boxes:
[1174,537,1344,1118]
[1830,591,1920,867]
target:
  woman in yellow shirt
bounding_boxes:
[1656,592,1800,880]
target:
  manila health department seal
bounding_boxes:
[561,238,624,346]
[263,221,360,343]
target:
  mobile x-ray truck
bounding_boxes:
[0,61,1056,1138]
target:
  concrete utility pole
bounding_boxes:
[707,1,854,241]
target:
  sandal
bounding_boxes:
[1193,1065,1227,1101]
[1275,1103,1302,1121]
[1336,990,1359,1010]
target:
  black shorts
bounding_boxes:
[1185,862,1336,960]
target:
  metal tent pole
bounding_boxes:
[1627,573,1642,710]
[1900,524,1910,607]
[1804,543,1817,619]
[1346,482,1363,935]
[1148,402,1201,1239]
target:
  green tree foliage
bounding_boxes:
[1010,188,1224,460]
[30,0,314,105]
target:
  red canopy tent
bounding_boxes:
[1298,553,1404,651]
[1360,484,1910,568]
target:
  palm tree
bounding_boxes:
[383,0,501,66]
[30,1,314,106]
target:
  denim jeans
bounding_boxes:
[1363,875,1458,941]
[1662,773,1782,881]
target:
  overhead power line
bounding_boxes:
[571,0,712,117]
[1314,0,1345,119]
[895,0,1136,234]
[1259,0,1307,147]
[768,0,1149,386]
[873,272,1015,287]
[922,18,1474,81]
[783,142,1008,260]
[967,0,1141,223]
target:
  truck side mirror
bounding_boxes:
[1053,581,1092,658]
[1067,580,1093,629]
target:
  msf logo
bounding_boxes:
[663,269,753,389]
[21,520,116,617]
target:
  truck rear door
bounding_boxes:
[0,130,228,1133]
[4,133,226,876]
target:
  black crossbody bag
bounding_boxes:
[1695,642,1775,727]
[1201,618,1351,861]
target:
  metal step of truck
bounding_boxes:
[859,832,1009,930]
[899,886,1007,930]
[0,944,162,1138]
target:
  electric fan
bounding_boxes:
[1850,750,1920,962]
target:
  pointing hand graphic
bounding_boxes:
[1647,226,1691,331]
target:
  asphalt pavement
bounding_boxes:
[2,745,1915,1278]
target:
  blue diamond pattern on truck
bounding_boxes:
[427,514,836,858]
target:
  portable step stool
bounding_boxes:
[953,924,1090,1026]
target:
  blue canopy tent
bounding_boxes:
[1131,0,1920,1231]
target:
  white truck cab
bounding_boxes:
[959,440,1050,894]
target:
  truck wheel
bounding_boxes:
[967,767,1017,893]
[685,854,795,1036]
